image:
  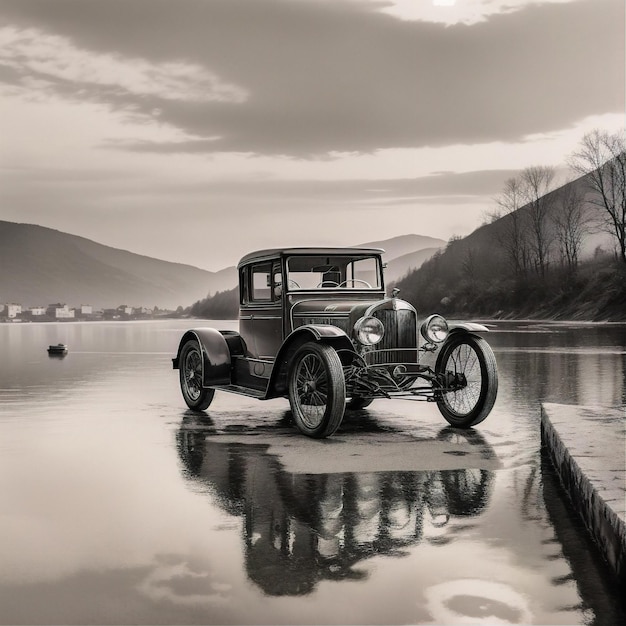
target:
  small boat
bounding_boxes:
[47,343,68,355]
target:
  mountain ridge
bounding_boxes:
[356,234,446,262]
[0,221,444,310]
[0,221,236,309]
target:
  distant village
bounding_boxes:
[0,302,178,322]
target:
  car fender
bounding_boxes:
[172,328,232,386]
[447,322,490,334]
[265,325,354,399]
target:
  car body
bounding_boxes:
[173,247,498,438]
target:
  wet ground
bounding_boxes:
[0,319,624,624]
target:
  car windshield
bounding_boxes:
[286,255,382,290]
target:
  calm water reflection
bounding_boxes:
[178,424,496,597]
[0,320,624,625]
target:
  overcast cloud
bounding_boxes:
[0,0,623,270]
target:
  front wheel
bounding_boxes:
[288,342,346,438]
[179,339,215,411]
[435,334,498,428]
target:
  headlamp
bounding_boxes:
[354,316,384,345]
[420,314,449,343]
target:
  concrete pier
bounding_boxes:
[541,403,625,587]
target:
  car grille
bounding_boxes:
[368,309,418,365]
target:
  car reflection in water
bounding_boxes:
[177,416,496,597]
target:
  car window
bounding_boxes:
[251,263,273,301]
[286,255,381,289]
[347,256,379,287]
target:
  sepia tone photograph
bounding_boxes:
[0,1,624,624]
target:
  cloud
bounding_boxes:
[154,169,517,201]
[0,0,622,157]
[0,25,247,104]
[366,0,578,25]
[0,0,623,269]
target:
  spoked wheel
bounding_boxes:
[435,334,498,428]
[179,339,215,411]
[288,342,346,438]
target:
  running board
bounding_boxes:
[216,384,267,399]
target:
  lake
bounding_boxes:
[0,319,624,625]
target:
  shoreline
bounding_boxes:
[4,315,626,326]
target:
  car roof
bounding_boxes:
[237,247,385,268]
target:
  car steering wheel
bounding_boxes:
[338,279,372,288]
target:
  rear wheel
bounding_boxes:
[435,334,497,428]
[288,342,346,438]
[179,339,215,411]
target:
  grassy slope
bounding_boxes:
[395,252,626,322]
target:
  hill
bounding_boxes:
[356,234,446,283]
[393,172,624,321]
[384,247,444,283]
[356,234,446,263]
[0,221,236,310]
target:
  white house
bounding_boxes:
[29,306,46,316]
[55,304,75,319]
[7,303,22,318]
[80,304,93,315]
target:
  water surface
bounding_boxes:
[0,320,624,624]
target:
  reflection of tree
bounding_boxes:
[176,418,495,596]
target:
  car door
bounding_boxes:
[245,261,283,359]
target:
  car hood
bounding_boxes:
[290,297,417,325]
[290,298,381,318]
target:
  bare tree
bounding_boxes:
[552,180,590,272]
[461,247,478,288]
[495,177,530,276]
[569,129,626,263]
[520,165,556,277]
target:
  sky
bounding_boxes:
[0,0,623,271]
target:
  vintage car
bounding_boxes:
[172,247,498,438]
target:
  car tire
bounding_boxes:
[435,333,498,428]
[288,342,346,438]
[179,339,215,411]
